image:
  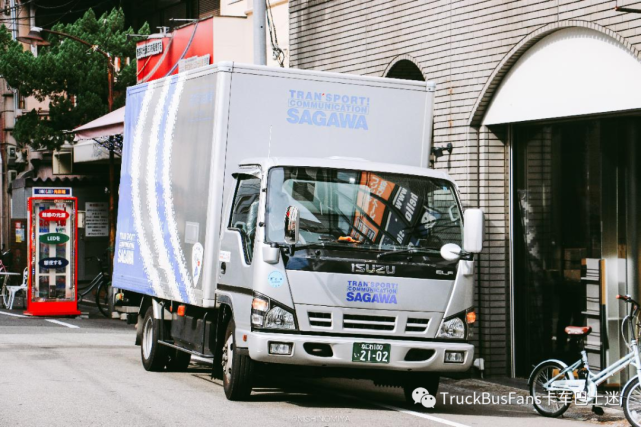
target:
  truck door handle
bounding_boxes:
[220,262,226,274]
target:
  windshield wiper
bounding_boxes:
[287,241,344,254]
[377,248,441,260]
[287,240,375,254]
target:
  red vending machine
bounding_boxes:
[25,195,80,316]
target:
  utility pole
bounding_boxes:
[253,0,267,65]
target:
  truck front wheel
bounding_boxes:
[141,306,169,371]
[222,319,254,400]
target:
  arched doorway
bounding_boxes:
[478,26,641,376]
[385,59,425,81]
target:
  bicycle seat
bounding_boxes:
[565,326,592,336]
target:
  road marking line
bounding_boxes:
[330,391,471,427]
[0,310,27,318]
[45,319,80,329]
[367,400,471,427]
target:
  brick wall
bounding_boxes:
[289,0,641,376]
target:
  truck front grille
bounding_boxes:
[343,314,396,331]
[405,318,430,333]
[308,312,332,328]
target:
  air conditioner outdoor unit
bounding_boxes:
[53,151,73,175]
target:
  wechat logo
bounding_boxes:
[412,387,437,409]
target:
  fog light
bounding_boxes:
[269,342,292,355]
[444,351,465,363]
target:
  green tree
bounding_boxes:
[0,8,148,150]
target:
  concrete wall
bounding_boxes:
[289,0,641,376]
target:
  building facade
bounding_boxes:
[3,1,115,280]
[2,0,53,271]
[290,0,641,378]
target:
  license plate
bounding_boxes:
[352,342,391,364]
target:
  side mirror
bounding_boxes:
[262,244,280,264]
[463,208,484,254]
[284,206,300,244]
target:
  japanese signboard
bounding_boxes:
[85,202,108,237]
[136,39,163,59]
[32,187,72,197]
[39,209,70,220]
[15,221,24,243]
[179,54,211,73]
[39,257,70,269]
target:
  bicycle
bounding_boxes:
[0,268,25,310]
[529,294,641,425]
[78,255,111,318]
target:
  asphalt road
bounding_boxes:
[0,307,630,427]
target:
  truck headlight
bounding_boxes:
[251,293,297,331]
[437,316,466,339]
[264,306,296,330]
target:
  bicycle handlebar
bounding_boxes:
[617,294,640,306]
[618,295,641,344]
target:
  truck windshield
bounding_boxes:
[265,167,462,253]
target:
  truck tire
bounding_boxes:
[166,349,192,372]
[403,373,440,405]
[222,319,254,400]
[141,306,169,371]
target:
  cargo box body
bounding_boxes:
[113,63,436,307]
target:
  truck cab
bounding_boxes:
[211,156,483,400]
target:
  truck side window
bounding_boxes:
[229,176,261,263]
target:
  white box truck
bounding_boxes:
[113,62,484,402]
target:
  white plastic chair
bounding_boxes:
[5,267,28,310]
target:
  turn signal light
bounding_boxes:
[466,311,477,324]
[177,305,186,316]
[252,297,269,312]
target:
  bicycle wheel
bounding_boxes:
[530,360,573,417]
[624,377,641,426]
[95,281,111,318]
[77,283,92,304]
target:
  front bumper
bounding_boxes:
[246,331,474,372]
